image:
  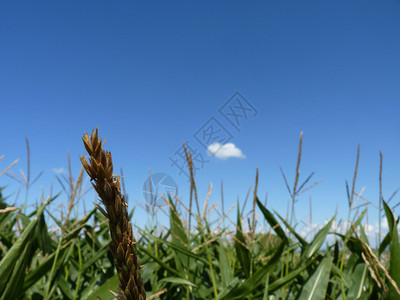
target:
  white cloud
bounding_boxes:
[381,217,388,229]
[207,142,246,160]
[300,219,398,246]
[52,167,65,174]
[364,224,375,234]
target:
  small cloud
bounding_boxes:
[364,224,375,234]
[207,142,246,160]
[381,217,388,229]
[52,167,65,174]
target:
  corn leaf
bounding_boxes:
[257,198,288,244]
[221,242,285,300]
[347,263,368,299]
[0,197,52,294]
[301,217,334,260]
[297,255,333,300]
[85,274,119,300]
[383,200,400,299]
[234,200,251,278]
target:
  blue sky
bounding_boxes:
[1,1,400,237]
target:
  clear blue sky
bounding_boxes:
[1,1,400,235]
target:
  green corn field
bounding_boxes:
[0,132,399,300]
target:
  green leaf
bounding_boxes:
[159,276,197,287]
[57,275,74,300]
[1,241,32,300]
[301,217,334,260]
[218,277,240,299]
[383,200,400,299]
[234,200,251,278]
[168,196,190,272]
[219,240,233,287]
[85,274,119,300]
[347,263,368,299]
[275,211,308,247]
[169,196,188,247]
[148,234,209,264]
[358,223,369,244]
[0,196,53,294]
[0,211,14,233]
[353,209,367,229]
[79,243,109,274]
[297,255,333,300]
[23,240,74,291]
[257,198,288,244]
[379,231,391,256]
[36,211,53,254]
[268,259,313,293]
[221,242,285,300]
[333,233,364,257]
[137,244,181,278]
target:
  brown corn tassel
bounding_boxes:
[80,128,146,300]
